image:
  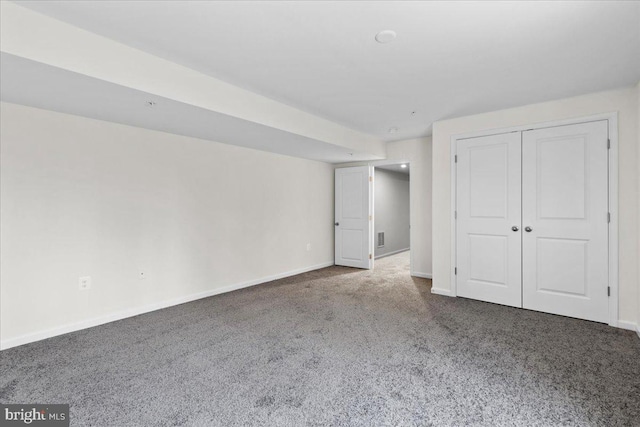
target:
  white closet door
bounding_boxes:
[522,121,609,323]
[456,132,522,307]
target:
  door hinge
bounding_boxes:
[454,210,457,219]
[607,212,611,223]
[369,254,372,260]
[454,155,458,163]
[369,176,373,182]
[454,267,457,275]
[607,139,611,149]
[369,215,372,221]
[607,286,610,297]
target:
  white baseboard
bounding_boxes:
[411,271,432,279]
[0,261,334,351]
[431,287,455,297]
[375,248,410,260]
[616,320,638,332]
[603,320,640,337]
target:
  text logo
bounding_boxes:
[0,405,69,427]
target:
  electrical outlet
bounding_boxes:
[139,271,146,280]
[79,276,91,291]
[306,243,311,251]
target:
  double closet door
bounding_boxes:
[456,120,609,323]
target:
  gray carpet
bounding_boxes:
[1,251,639,426]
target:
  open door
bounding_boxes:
[335,166,373,269]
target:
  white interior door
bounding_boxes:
[522,121,609,323]
[456,132,522,307]
[335,166,373,269]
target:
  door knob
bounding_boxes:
[525,226,533,232]
[335,222,340,226]
[511,226,519,232]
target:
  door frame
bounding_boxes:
[449,112,619,327]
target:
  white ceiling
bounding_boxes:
[16,0,640,142]
[376,164,410,175]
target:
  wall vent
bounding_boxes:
[377,232,385,247]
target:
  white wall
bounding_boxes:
[388,138,432,278]
[432,86,639,326]
[337,137,432,278]
[637,81,640,336]
[374,169,410,258]
[0,102,335,348]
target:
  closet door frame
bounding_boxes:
[449,112,619,327]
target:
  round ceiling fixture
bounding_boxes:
[146,101,156,108]
[375,30,397,44]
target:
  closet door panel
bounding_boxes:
[522,121,609,323]
[456,132,522,308]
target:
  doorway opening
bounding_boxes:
[334,162,413,274]
[373,163,411,272]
